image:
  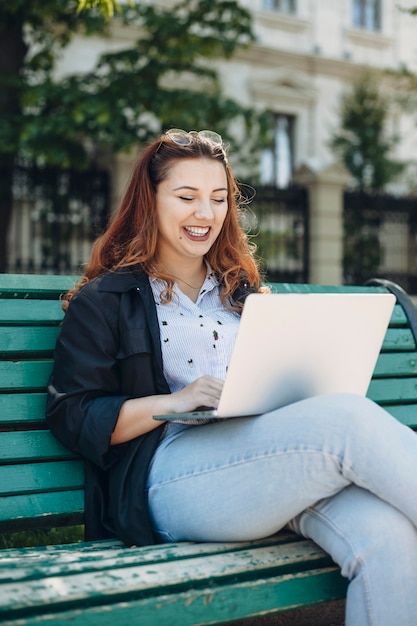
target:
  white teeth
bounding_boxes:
[184,226,209,236]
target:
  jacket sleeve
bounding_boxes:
[46,287,131,469]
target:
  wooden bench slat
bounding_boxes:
[0,394,47,425]
[381,327,415,351]
[372,352,417,377]
[0,534,303,584]
[0,301,64,324]
[0,567,347,626]
[301,354,417,379]
[0,461,84,497]
[4,394,412,432]
[269,283,388,294]
[3,565,348,626]
[0,361,53,390]
[0,328,60,354]
[368,377,417,402]
[0,431,77,463]
[383,404,417,427]
[0,315,409,354]
[4,353,417,396]
[0,274,78,298]
[0,490,84,529]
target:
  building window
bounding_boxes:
[260,114,295,188]
[262,0,296,13]
[353,0,381,31]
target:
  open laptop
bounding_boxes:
[153,292,396,423]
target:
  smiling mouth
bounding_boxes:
[183,226,210,238]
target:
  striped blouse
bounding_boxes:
[149,269,240,393]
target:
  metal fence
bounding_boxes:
[244,184,309,283]
[7,165,110,275]
[8,167,417,292]
[343,190,417,294]
[7,168,310,281]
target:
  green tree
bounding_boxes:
[331,73,405,284]
[77,0,122,18]
[0,0,259,272]
[331,72,403,192]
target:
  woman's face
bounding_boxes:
[155,157,228,266]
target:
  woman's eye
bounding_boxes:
[178,196,226,203]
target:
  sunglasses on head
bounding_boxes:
[159,128,223,148]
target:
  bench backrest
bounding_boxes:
[1,275,417,533]
[0,275,83,533]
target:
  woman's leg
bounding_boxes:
[289,485,417,626]
[146,392,417,541]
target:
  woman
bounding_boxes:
[47,129,417,626]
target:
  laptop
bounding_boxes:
[153,292,396,423]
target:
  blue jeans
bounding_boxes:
[146,393,417,626]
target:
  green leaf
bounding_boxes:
[330,71,404,191]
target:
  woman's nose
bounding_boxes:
[193,199,214,219]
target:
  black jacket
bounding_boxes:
[46,268,170,546]
[46,266,254,546]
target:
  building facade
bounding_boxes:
[230,0,417,191]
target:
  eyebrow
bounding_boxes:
[172,185,228,192]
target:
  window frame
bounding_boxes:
[260,113,296,189]
[262,0,296,14]
[352,0,382,32]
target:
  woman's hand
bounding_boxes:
[111,375,224,445]
[169,375,224,413]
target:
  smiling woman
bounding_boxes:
[46,129,417,626]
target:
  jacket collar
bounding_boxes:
[95,266,255,308]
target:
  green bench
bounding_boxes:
[1,273,417,626]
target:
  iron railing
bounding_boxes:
[244,184,309,283]
[7,164,110,275]
[344,190,417,293]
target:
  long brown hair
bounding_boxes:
[64,131,264,309]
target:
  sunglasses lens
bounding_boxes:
[167,129,192,146]
[198,130,222,146]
